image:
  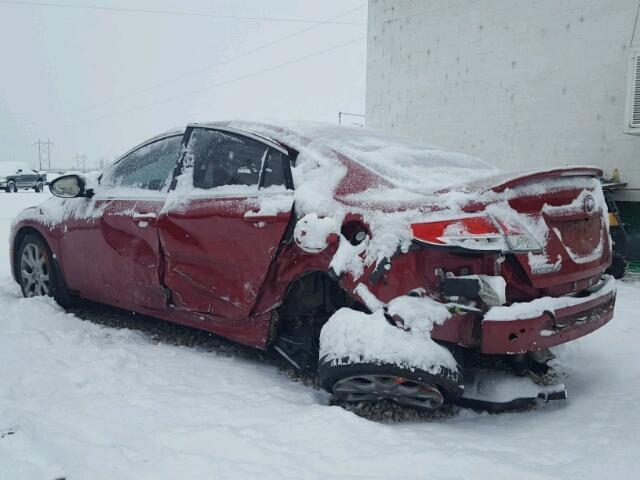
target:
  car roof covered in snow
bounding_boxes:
[194,120,500,196]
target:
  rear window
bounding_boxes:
[315,127,499,194]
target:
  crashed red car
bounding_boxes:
[10,121,616,411]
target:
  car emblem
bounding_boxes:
[584,195,596,214]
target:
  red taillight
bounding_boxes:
[411,216,503,250]
[411,215,542,252]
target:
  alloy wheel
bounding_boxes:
[20,243,50,297]
[332,374,444,410]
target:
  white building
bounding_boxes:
[366,0,640,202]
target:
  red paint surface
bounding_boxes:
[9,127,614,357]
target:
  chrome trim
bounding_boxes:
[92,195,168,201]
[183,190,294,200]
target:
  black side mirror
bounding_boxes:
[16,169,22,174]
[49,174,93,198]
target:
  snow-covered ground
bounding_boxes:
[1,192,638,479]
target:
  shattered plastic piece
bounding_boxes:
[455,369,567,412]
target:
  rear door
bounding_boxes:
[158,127,294,322]
[60,135,183,310]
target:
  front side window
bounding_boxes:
[190,129,268,190]
[106,136,182,191]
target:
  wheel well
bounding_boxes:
[276,271,364,338]
[270,271,365,369]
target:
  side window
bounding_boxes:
[261,149,287,188]
[190,129,267,189]
[107,136,181,191]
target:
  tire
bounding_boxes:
[7,180,16,193]
[318,359,463,411]
[17,234,72,306]
[606,255,626,279]
[34,181,43,193]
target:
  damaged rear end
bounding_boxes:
[415,167,615,409]
[421,167,615,355]
[322,167,616,412]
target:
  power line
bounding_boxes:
[67,36,366,128]
[631,0,640,47]
[15,3,366,130]
[62,3,366,117]
[0,0,365,25]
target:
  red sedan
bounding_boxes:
[10,121,616,411]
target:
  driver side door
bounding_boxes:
[60,134,183,311]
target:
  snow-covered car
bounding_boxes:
[10,121,616,411]
[0,161,46,192]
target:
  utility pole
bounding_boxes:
[46,139,51,170]
[34,139,53,171]
[74,154,87,172]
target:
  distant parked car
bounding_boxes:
[0,161,47,192]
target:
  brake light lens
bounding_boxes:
[411,215,541,252]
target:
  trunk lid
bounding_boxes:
[473,167,610,288]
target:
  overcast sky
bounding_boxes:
[0,0,367,170]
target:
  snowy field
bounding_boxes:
[1,192,639,480]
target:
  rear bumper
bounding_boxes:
[481,275,616,354]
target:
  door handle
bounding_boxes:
[132,212,157,227]
[132,212,157,221]
[244,210,289,223]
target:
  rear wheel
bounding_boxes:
[606,255,626,279]
[319,360,462,411]
[34,181,43,192]
[333,373,444,410]
[17,234,71,305]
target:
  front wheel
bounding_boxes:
[6,180,16,193]
[17,234,71,305]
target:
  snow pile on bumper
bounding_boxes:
[484,275,616,322]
